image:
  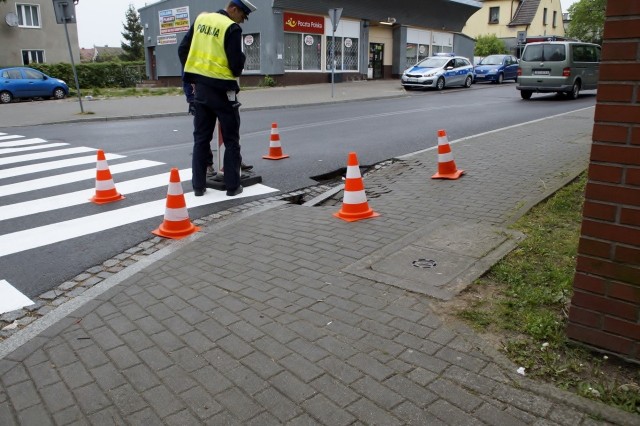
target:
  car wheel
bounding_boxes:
[568,81,580,99]
[0,91,12,104]
[436,77,445,91]
[520,90,533,100]
[52,88,66,100]
[463,75,473,88]
[497,73,504,84]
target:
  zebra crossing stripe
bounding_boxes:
[0,147,96,166]
[0,142,69,155]
[0,160,163,197]
[0,280,33,315]
[0,183,278,258]
[0,135,25,142]
[0,168,191,221]
[0,153,125,180]
[0,137,45,148]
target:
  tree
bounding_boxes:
[120,4,144,61]
[474,34,507,57]
[565,0,606,45]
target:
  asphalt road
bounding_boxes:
[0,83,596,299]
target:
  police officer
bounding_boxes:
[178,0,256,197]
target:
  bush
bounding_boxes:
[29,61,146,89]
[474,34,507,57]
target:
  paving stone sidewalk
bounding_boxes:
[1,108,638,425]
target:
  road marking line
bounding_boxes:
[0,183,278,258]
[0,147,96,166]
[0,137,45,147]
[0,153,125,180]
[0,142,69,155]
[0,160,163,198]
[0,135,25,142]
[0,167,188,221]
[0,280,33,315]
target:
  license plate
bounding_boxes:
[407,78,418,82]
[533,70,550,75]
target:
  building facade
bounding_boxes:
[138,0,482,86]
[464,0,566,57]
[0,0,80,67]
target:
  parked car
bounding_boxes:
[0,67,69,104]
[473,54,519,84]
[401,54,474,90]
[516,41,601,100]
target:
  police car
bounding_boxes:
[401,53,474,90]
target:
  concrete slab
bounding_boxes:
[344,219,525,300]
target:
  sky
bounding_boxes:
[75,0,581,49]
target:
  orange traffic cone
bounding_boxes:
[333,152,380,222]
[262,122,289,160]
[152,168,200,239]
[90,149,125,204]
[431,129,464,180]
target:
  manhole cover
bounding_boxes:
[412,258,437,269]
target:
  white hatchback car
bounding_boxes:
[401,54,474,90]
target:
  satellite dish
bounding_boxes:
[5,12,19,27]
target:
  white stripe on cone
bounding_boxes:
[163,206,189,222]
[343,189,368,204]
[95,179,116,190]
[97,160,108,170]
[346,165,361,178]
[438,152,454,162]
[167,182,183,196]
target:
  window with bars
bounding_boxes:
[326,36,359,71]
[17,4,41,28]
[284,33,322,71]
[242,33,260,71]
[22,50,45,65]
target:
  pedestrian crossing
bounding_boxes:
[0,132,278,313]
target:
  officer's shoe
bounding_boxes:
[240,162,253,171]
[226,185,243,197]
[194,188,206,197]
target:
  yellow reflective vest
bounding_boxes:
[184,13,235,81]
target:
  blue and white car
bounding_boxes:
[473,54,519,84]
[401,54,474,90]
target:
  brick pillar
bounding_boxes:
[566,1,640,361]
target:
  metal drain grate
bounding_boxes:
[412,258,437,269]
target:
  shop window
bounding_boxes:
[326,36,359,71]
[242,33,260,71]
[285,33,322,71]
[17,4,40,28]
[489,7,499,24]
[406,43,430,65]
[22,50,45,65]
[432,45,453,55]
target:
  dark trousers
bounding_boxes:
[192,84,241,191]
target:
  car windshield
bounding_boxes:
[479,55,503,65]
[522,44,566,62]
[415,57,449,68]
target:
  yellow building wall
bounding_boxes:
[463,0,564,40]
[369,26,394,66]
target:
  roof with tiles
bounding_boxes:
[508,0,541,26]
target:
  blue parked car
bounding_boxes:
[473,54,519,84]
[0,67,69,104]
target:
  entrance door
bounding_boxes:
[369,43,384,79]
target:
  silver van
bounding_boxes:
[516,41,601,100]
